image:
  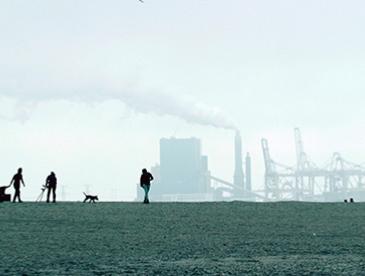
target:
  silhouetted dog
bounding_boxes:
[83,192,99,203]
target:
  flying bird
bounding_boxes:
[138,0,144,2]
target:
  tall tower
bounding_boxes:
[234,130,245,189]
[245,153,252,192]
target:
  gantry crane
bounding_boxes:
[262,128,365,201]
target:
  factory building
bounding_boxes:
[136,137,212,201]
[136,132,256,201]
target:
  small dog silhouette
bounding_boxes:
[83,192,99,203]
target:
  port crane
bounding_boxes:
[262,128,365,201]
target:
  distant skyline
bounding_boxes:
[0,0,364,200]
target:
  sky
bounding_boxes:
[0,0,364,201]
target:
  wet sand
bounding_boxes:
[0,202,364,275]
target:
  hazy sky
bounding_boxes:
[1,0,364,200]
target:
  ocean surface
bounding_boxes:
[0,202,364,275]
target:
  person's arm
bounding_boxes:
[21,176,25,187]
[9,176,14,186]
[150,173,154,181]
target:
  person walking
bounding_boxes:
[46,171,57,203]
[10,168,25,203]
[140,168,153,204]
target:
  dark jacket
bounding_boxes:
[46,174,57,187]
[140,172,153,186]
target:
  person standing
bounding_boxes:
[140,168,153,204]
[10,168,25,203]
[46,171,57,203]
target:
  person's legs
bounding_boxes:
[142,184,147,203]
[143,184,150,203]
[146,184,150,203]
[47,188,51,203]
[14,189,22,202]
[13,185,21,202]
[52,186,56,203]
[18,190,22,202]
[142,184,148,203]
[13,189,19,202]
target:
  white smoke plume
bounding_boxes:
[0,81,235,129]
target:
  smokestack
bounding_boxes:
[234,130,245,189]
[245,153,251,192]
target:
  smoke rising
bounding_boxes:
[0,81,235,129]
[120,89,236,130]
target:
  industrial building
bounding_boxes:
[137,137,212,201]
[136,132,255,201]
[136,128,365,202]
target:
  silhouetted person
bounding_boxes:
[46,172,57,203]
[350,198,354,203]
[140,168,153,204]
[344,199,348,203]
[10,168,25,203]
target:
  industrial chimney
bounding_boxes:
[234,130,245,189]
[245,153,252,192]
